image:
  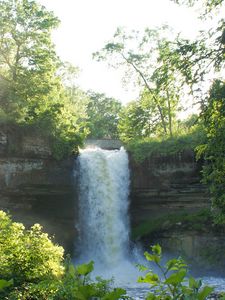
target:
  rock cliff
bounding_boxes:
[1,127,222,274]
[0,124,76,252]
[129,150,209,225]
[129,151,225,275]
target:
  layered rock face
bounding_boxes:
[129,150,209,225]
[0,128,222,273]
[129,151,225,275]
[0,125,76,252]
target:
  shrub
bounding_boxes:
[0,211,64,285]
[0,211,128,300]
[126,129,206,162]
[137,244,214,299]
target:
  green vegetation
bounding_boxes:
[0,211,217,299]
[0,0,224,298]
[126,128,205,162]
[0,0,124,159]
[0,211,128,300]
[0,210,64,284]
[171,0,224,16]
[94,26,182,138]
[132,209,212,240]
[196,80,225,224]
[0,0,89,159]
[0,0,224,220]
[86,92,122,139]
[137,244,213,300]
[94,0,225,221]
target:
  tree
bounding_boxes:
[94,27,181,138]
[0,0,89,158]
[170,0,225,222]
[86,91,122,139]
[197,80,225,223]
[118,100,149,142]
[0,0,61,121]
[118,92,172,142]
[160,23,225,109]
[171,0,224,16]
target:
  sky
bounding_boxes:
[38,0,206,105]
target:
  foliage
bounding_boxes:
[171,0,224,16]
[118,100,154,142]
[125,127,205,162]
[0,0,60,121]
[94,26,183,138]
[0,0,89,159]
[50,85,89,159]
[158,10,224,104]
[0,211,128,300]
[137,244,214,299]
[0,211,218,300]
[132,209,212,240]
[197,80,225,223]
[0,210,64,286]
[140,0,225,222]
[86,91,122,139]
[9,260,128,300]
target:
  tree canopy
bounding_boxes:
[171,0,224,15]
[0,0,90,158]
[86,91,122,139]
[0,0,60,121]
[94,27,182,139]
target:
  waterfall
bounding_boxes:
[77,147,140,283]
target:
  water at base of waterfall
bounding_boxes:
[125,277,225,299]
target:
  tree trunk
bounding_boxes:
[166,91,173,137]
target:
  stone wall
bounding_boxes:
[0,124,76,252]
[0,126,218,271]
[128,151,225,275]
[129,150,209,226]
[152,229,225,276]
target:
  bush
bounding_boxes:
[0,211,215,299]
[0,211,64,285]
[0,211,128,300]
[137,244,214,299]
[126,129,206,162]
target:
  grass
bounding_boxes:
[126,129,206,162]
[131,209,212,240]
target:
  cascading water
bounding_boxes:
[76,147,225,297]
[77,147,141,283]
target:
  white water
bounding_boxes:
[76,147,225,297]
[77,147,142,284]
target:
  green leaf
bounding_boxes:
[76,285,96,300]
[136,263,149,271]
[138,273,159,285]
[146,293,157,300]
[189,276,201,289]
[144,251,160,263]
[165,269,186,285]
[0,279,13,290]
[166,258,187,272]
[68,263,76,276]
[102,288,127,300]
[151,244,162,256]
[166,258,178,271]
[76,261,94,276]
[197,286,214,300]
